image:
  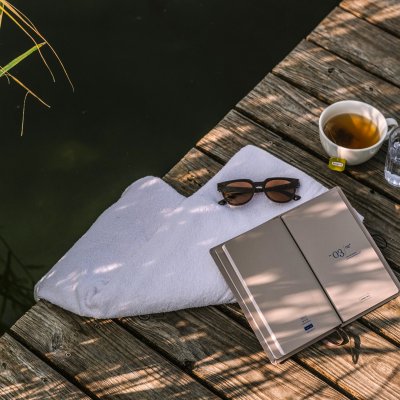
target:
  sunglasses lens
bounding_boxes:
[222,181,254,205]
[265,179,295,202]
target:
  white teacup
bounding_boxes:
[319,100,398,166]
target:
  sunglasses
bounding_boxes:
[217,178,301,206]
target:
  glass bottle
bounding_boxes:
[385,127,400,187]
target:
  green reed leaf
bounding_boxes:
[0,42,45,78]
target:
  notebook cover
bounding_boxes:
[211,216,341,363]
[210,187,400,363]
[282,187,400,323]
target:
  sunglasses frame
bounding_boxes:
[217,177,301,206]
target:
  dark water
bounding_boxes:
[0,0,339,331]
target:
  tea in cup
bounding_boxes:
[319,100,398,166]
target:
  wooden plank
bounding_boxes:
[363,296,400,345]
[0,333,89,400]
[236,73,326,160]
[308,7,400,87]
[221,303,400,400]
[357,269,400,345]
[297,322,400,400]
[164,147,222,196]
[341,0,400,37]
[10,301,219,400]
[120,306,347,400]
[273,40,400,125]
[233,76,400,268]
[272,40,400,200]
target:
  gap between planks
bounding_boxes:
[0,333,92,400]
[307,7,400,91]
[340,0,400,39]
[9,301,221,400]
[116,318,229,400]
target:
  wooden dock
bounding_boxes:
[1,1,400,398]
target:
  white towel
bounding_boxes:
[35,145,329,318]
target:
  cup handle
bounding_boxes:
[385,118,398,139]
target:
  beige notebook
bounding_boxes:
[210,187,399,364]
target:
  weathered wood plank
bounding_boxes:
[272,40,400,199]
[236,73,326,159]
[164,147,222,196]
[221,303,400,400]
[298,322,400,400]
[363,296,400,345]
[0,333,89,400]
[233,78,400,268]
[308,7,400,87]
[10,301,219,400]
[120,307,347,400]
[341,0,400,37]
[273,40,400,122]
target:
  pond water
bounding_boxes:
[0,0,339,332]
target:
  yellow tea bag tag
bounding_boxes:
[328,157,346,172]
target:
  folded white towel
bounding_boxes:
[35,145,328,318]
[34,177,184,316]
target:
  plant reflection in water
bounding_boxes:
[0,235,43,333]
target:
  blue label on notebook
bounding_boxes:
[300,316,315,333]
[304,323,314,331]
